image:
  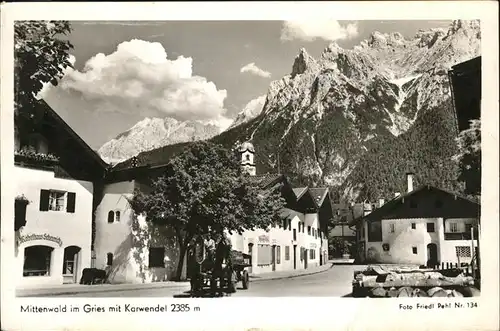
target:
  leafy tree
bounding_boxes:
[15,21,73,132]
[128,141,285,280]
[455,119,481,197]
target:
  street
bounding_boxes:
[22,264,364,298]
[234,264,363,297]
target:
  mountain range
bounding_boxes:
[101,20,481,202]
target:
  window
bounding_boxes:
[40,190,75,213]
[285,246,290,260]
[368,221,382,242]
[115,211,121,222]
[283,219,287,229]
[257,244,272,265]
[309,249,314,260]
[435,199,443,208]
[293,229,297,241]
[108,211,115,223]
[450,222,458,233]
[412,247,417,254]
[49,191,66,211]
[456,246,471,258]
[276,246,281,264]
[23,245,53,276]
[245,154,250,161]
[427,222,435,233]
[389,223,395,233]
[307,226,311,235]
[107,253,114,266]
[148,247,165,268]
[411,223,416,229]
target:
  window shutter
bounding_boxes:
[39,189,50,211]
[67,192,76,213]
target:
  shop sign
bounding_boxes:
[19,233,63,247]
[272,239,278,244]
[258,235,270,243]
[310,243,317,249]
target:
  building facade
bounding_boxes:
[94,141,332,282]
[14,100,106,288]
[352,174,480,266]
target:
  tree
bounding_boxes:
[455,119,481,197]
[15,21,73,133]
[128,141,286,280]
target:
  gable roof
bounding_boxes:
[36,99,108,170]
[309,188,329,207]
[292,187,308,200]
[350,185,480,225]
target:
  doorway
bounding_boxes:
[427,243,439,268]
[62,246,81,284]
[293,245,297,269]
[271,245,276,271]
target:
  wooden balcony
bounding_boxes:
[444,231,479,240]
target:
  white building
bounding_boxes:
[351,173,480,266]
[93,141,332,283]
[14,100,107,288]
[228,143,332,274]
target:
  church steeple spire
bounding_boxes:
[239,141,256,176]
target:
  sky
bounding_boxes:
[40,20,452,150]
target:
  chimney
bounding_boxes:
[378,198,385,207]
[406,172,414,193]
[394,192,401,198]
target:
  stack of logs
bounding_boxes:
[352,265,480,298]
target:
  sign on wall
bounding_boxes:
[18,233,63,247]
[258,235,270,243]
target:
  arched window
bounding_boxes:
[107,253,113,266]
[115,211,120,222]
[23,245,53,276]
[108,211,114,223]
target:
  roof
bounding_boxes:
[292,187,308,200]
[308,188,329,207]
[450,56,481,73]
[350,185,480,225]
[246,173,285,189]
[111,142,192,172]
[38,99,108,170]
[238,141,255,153]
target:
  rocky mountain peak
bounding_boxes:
[212,20,481,200]
[291,48,318,77]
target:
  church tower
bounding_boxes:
[239,141,256,176]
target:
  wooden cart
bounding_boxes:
[190,249,251,297]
